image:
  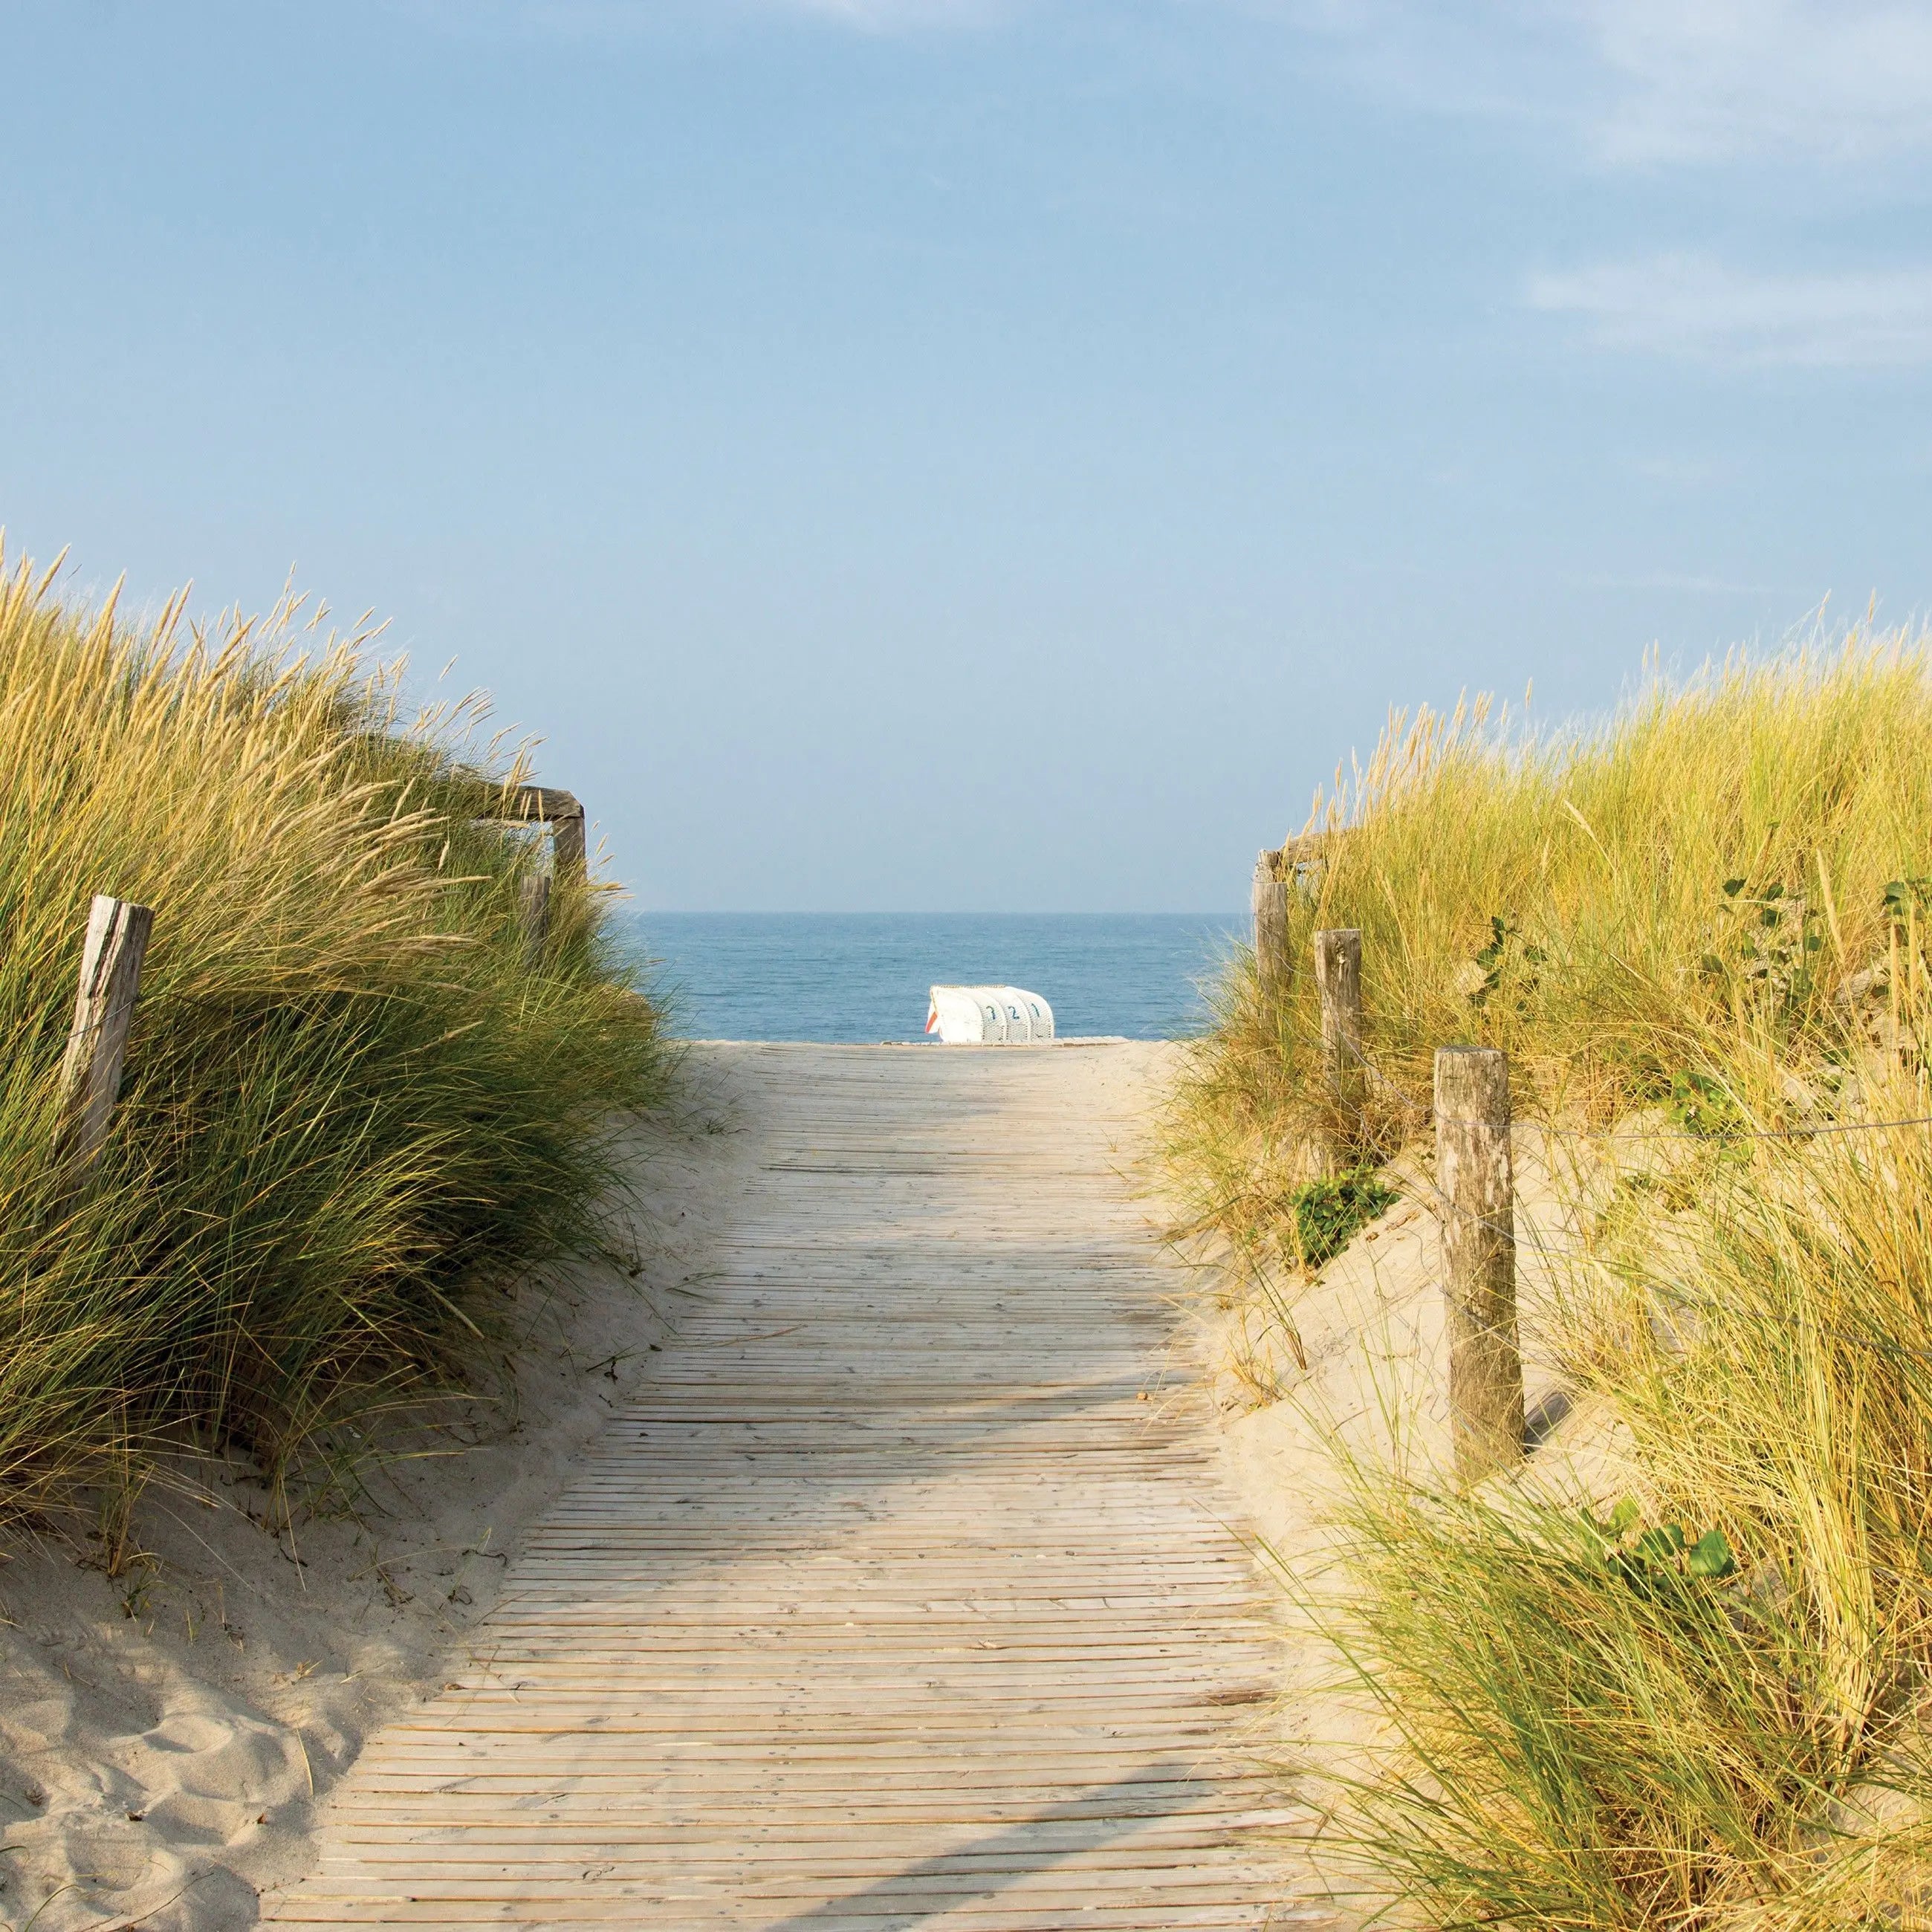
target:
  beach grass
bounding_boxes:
[0,549,667,1527]
[1171,629,1932,1925]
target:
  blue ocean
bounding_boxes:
[617,913,1242,1044]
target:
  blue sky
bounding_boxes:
[3,1,1929,910]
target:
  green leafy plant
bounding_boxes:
[1700,876,1824,1020]
[1468,914,1546,1011]
[1883,876,1932,924]
[1289,1170,1398,1271]
[1583,1497,1737,1586]
[1666,1067,1743,1138]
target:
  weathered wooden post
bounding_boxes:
[520,787,585,884]
[56,894,155,1173]
[473,782,583,958]
[1314,928,1364,1158]
[1251,850,1288,1005]
[518,866,551,966]
[1433,1045,1524,1483]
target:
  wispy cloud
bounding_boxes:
[1272,1,1932,168]
[1578,0,1932,165]
[1528,254,1932,366]
[1624,451,1746,488]
[447,0,1932,155]
[462,0,1932,175]
[1575,570,1800,597]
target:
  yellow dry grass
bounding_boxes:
[1173,630,1932,1927]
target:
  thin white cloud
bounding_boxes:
[442,0,1932,167]
[1624,452,1745,487]
[1575,570,1798,597]
[1267,0,1932,167]
[1529,254,1932,366]
[1578,0,1932,165]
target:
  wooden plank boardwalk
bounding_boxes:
[270,1043,1335,1930]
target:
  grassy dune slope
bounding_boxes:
[1173,634,1932,1927]
[0,553,666,1528]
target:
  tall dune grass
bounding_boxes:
[0,550,665,1526]
[1173,629,1932,1925]
[1173,635,1932,1264]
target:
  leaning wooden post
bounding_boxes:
[497,785,586,884]
[517,866,552,966]
[550,807,585,884]
[1433,1045,1524,1483]
[1251,850,1289,1005]
[56,895,155,1173]
[1314,928,1364,1164]
[518,788,586,884]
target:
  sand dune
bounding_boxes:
[0,1066,751,1932]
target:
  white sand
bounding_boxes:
[0,1056,756,1932]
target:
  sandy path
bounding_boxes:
[265,1043,1341,1931]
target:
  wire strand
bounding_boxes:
[1327,1031,1931,1148]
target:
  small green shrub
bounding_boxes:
[1290,1170,1398,1270]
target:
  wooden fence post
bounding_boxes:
[1314,928,1363,1160]
[56,895,155,1173]
[516,787,586,884]
[1252,851,1288,1003]
[518,866,551,966]
[1433,1045,1523,1483]
[1280,833,1323,899]
[473,783,584,954]
[551,808,585,883]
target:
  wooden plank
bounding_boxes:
[516,866,550,965]
[266,1045,1336,1930]
[1312,926,1363,1170]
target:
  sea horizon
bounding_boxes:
[616,910,1245,1045]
